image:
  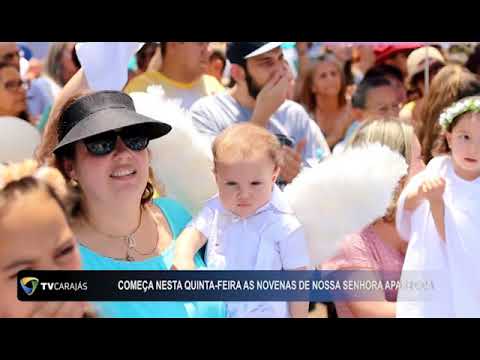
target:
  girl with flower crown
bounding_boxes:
[396,96,480,317]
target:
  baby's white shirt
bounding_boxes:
[189,185,311,317]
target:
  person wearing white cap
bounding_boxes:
[399,46,446,124]
[124,42,224,110]
[191,42,330,185]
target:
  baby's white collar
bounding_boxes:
[215,184,293,220]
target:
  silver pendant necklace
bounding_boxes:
[86,208,143,262]
[124,207,160,261]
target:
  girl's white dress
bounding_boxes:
[396,155,480,317]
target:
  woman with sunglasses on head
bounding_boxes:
[37,89,226,318]
[0,63,33,124]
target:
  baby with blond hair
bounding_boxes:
[173,123,311,318]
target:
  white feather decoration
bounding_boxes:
[284,143,408,266]
[0,116,41,163]
[130,91,217,216]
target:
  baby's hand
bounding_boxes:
[419,177,446,203]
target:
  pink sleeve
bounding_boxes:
[321,232,376,270]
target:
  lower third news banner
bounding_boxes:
[18,270,436,302]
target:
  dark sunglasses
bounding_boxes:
[83,127,150,156]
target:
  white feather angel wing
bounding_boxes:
[284,143,408,266]
[130,91,217,216]
[129,93,407,265]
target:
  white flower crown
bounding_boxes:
[439,97,480,129]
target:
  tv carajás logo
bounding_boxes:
[19,277,87,295]
[20,277,40,296]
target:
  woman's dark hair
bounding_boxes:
[466,45,480,75]
[136,43,159,72]
[351,76,392,109]
[160,42,168,58]
[45,43,81,87]
[17,110,30,122]
[343,59,354,86]
[365,64,404,83]
[71,46,81,69]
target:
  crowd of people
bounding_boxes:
[1,41,480,318]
